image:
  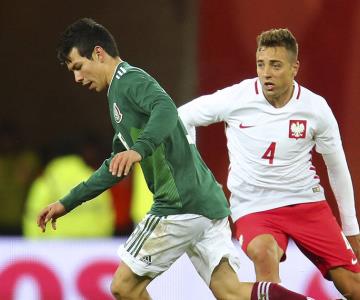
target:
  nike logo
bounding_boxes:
[239,123,254,129]
[352,258,358,265]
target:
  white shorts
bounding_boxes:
[118,214,240,285]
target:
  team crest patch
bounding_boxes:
[113,103,123,123]
[289,120,307,139]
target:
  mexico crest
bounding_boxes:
[289,120,307,139]
[113,103,123,123]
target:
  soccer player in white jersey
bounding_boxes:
[179,28,360,299]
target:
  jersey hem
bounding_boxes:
[231,198,326,222]
[149,207,230,220]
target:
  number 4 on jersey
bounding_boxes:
[262,142,276,164]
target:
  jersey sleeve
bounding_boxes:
[123,71,178,159]
[323,150,359,235]
[314,98,342,154]
[59,135,126,212]
[179,84,238,125]
[178,83,239,141]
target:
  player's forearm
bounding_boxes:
[323,150,359,235]
[60,158,122,212]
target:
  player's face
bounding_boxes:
[66,47,107,92]
[256,46,299,105]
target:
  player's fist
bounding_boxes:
[37,201,67,232]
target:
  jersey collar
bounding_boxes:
[107,62,123,97]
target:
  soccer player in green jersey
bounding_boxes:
[37,18,314,300]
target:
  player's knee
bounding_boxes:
[110,276,134,299]
[342,278,360,300]
[247,239,278,264]
[333,272,360,300]
[111,271,150,300]
[110,278,125,299]
[341,288,360,300]
[210,281,244,300]
[210,258,244,300]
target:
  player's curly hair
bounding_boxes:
[57,18,119,64]
[257,28,298,60]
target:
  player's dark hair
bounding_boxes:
[57,18,119,64]
[257,28,298,60]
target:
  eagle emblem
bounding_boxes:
[113,103,123,123]
[289,120,307,139]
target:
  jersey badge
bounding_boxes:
[312,186,320,193]
[113,103,123,123]
[289,120,307,139]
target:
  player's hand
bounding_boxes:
[109,150,142,177]
[347,234,360,262]
[37,201,67,233]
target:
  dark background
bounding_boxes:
[0,0,197,150]
[1,0,359,231]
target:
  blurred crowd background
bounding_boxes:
[0,0,359,238]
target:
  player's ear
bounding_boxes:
[93,46,105,62]
[292,60,300,77]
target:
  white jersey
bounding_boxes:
[179,78,343,221]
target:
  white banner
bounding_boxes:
[0,238,342,299]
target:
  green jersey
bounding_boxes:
[60,62,230,219]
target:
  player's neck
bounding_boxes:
[265,85,294,108]
[105,57,123,85]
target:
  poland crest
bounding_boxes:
[113,103,123,123]
[289,120,307,139]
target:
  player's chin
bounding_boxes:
[94,85,104,92]
[95,85,107,93]
[263,90,275,97]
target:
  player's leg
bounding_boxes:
[111,262,151,300]
[210,257,315,300]
[290,201,360,300]
[210,257,252,300]
[211,258,317,300]
[249,282,315,300]
[246,234,284,282]
[189,217,313,300]
[328,267,360,300]
[210,258,311,300]
[234,212,288,283]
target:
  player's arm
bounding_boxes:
[315,98,359,258]
[178,85,236,142]
[37,136,126,232]
[322,150,360,259]
[59,154,123,209]
[124,72,179,160]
